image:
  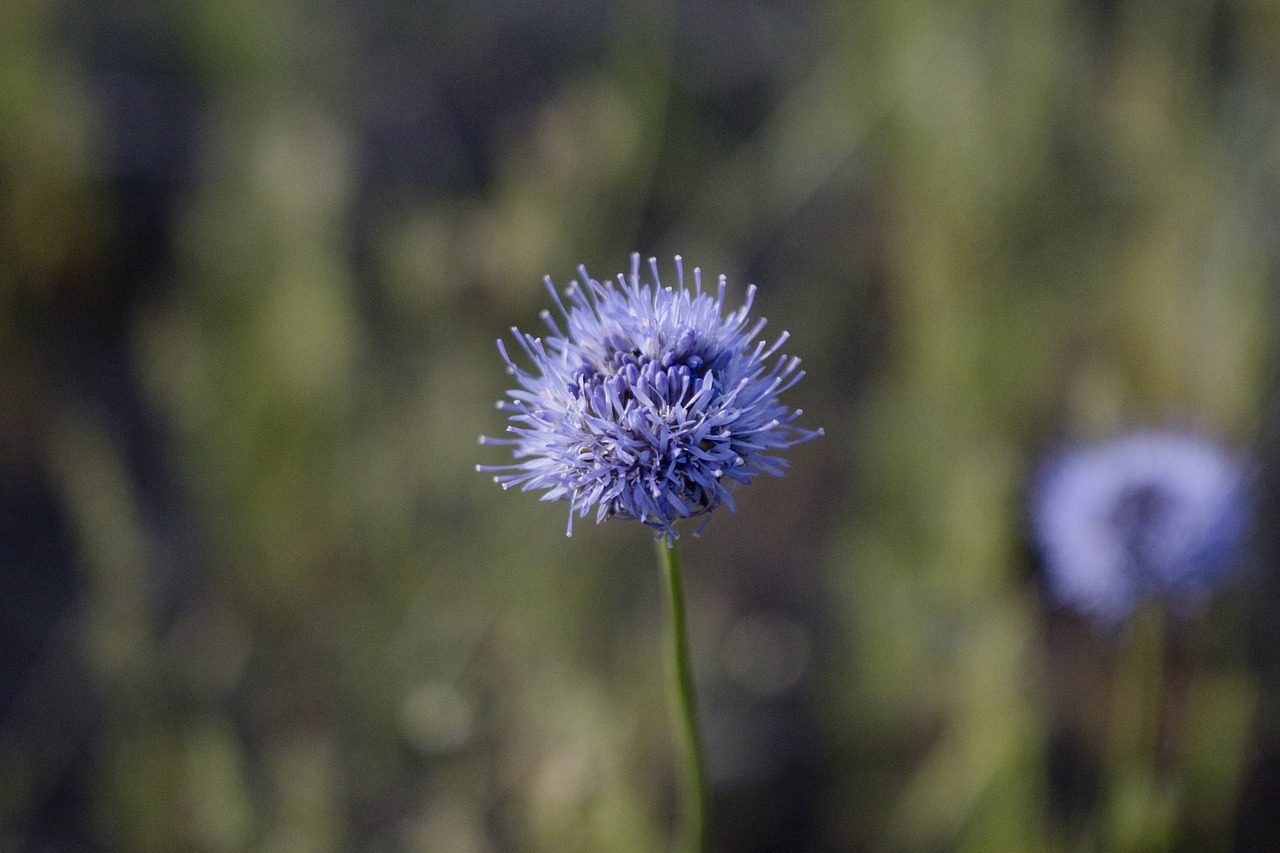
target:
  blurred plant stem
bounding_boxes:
[656,538,707,853]
[1107,606,1176,852]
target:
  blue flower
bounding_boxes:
[1031,430,1251,620]
[479,254,823,539]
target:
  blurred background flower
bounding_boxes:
[2,1,1279,851]
[1031,430,1250,621]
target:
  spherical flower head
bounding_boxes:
[1031,430,1251,621]
[479,254,823,539]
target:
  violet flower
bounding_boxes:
[479,254,822,540]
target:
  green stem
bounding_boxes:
[656,537,708,853]
[1106,605,1172,853]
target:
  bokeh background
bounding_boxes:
[4,0,1280,850]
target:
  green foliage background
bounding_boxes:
[2,0,1278,850]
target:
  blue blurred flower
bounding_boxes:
[479,254,822,539]
[1031,431,1250,620]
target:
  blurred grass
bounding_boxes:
[2,0,1279,851]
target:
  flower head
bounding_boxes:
[479,254,822,539]
[1030,430,1251,620]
